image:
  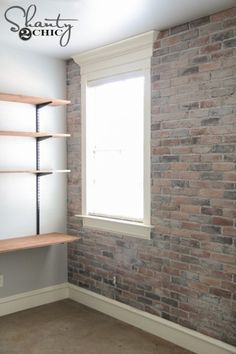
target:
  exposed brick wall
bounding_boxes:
[67,7,236,346]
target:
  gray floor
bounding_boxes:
[0,299,194,354]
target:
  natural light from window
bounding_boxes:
[86,74,144,222]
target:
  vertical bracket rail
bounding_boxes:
[35,102,52,235]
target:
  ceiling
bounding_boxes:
[0,0,235,59]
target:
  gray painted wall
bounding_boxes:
[0,45,68,297]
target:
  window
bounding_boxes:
[86,73,144,221]
[74,31,157,239]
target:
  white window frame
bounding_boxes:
[73,31,158,239]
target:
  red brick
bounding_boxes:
[199,189,223,198]
[223,227,236,237]
[162,35,181,47]
[213,163,234,171]
[189,36,209,48]
[200,43,222,54]
[212,48,234,60]
[152,147,170,155]
[212,217,233,226]
[182,221,200,231]
[211,253,235,264]
[222,281,236,293]
[180,204,201,213]
[200,276,221,287]
[199,99,218,108]
[180,303,198,313]
[199,62,221,72]
[224,172,236,181]
[201,207,223,216]
[67,8,236,346]
[209,287,231,298]
[223,209,236,218]
[191,283,209,292]
[223,17,236,28]
[157,30,169,39]
[211,8,236,22]
[153,40,161,49]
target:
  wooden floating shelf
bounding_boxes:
[0,92,70,106]
[0,131,70,138]
[0,170,70,174]
[0,232,79,254]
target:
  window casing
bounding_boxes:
[73,31,157,239]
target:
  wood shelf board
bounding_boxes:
[0,170,70,174]
[0,232,79,253]
[0,93,70,106]
[0,131,70,138]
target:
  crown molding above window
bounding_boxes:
[73,30,158,75]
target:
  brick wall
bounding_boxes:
[67,7,236,346]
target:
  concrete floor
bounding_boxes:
[0,299,194,354]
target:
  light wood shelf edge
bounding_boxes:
[0,92,70,106]
[0,232,79,253]
[0,131,70,138]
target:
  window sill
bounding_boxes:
[75,214,153,240]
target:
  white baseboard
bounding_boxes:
[0,283,68,317]
[1,283,235,354]
[69,284,236,354]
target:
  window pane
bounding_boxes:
[86,75,144,221]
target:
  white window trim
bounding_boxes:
[76,215,153,240]
[73,30,158,240]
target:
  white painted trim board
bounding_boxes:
[0,283,68,317]
[0,283,235,354]
[69,284,236,354]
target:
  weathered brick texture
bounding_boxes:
[67,7,236,346]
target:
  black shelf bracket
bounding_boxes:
[37,172,53,177]
[36,102,52,110]
[36,101,52,235]
[37,136,52,142]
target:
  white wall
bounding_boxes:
[0,45,68,297]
